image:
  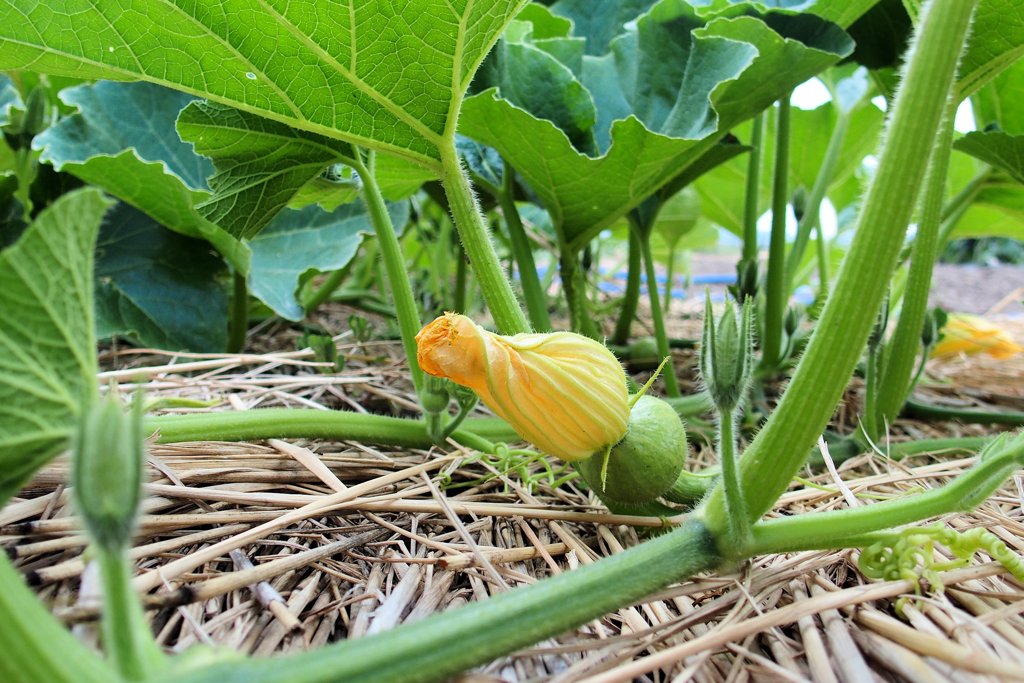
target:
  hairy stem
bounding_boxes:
[718,414,749,555]
[877,102,956,423]
[702,0,980,534]
[147,410,517,452]
[173,521,720,683]
[439,141,529,335]
[351,150,426,398]
[99,548,164,681]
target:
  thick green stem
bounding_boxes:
[99,548,164,681]
[611,225,644,345]
[639,236,681,397]
[862,344,881,442]
[786,109,850,292]
[172,520,719,683]
[717,414,749,554]
[877,103,957,424]
[498,166,550,331]
[439,141,529,335]
[227,270,248,353]
[750,433,1024,554]
[702,0,979,535]
[761,95,792,370]
[351,150,426,398]
[147,410,517,451]
[742,112,765,262]
[0,553,115,683]
[558,243,599,338]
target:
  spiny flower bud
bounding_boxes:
[72,392,145,551]
[699,293,754,413]
[416,313,630,461]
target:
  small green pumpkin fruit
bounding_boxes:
[576,394,687,505]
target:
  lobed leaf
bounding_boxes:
[32,81,250,272]
[0,0,531,168]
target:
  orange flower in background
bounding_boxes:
[416,313,630,461]
[931,313,1023,360]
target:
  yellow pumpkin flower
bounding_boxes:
[415,313,630,461]
[931,313,1023,360]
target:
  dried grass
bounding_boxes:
[5,319,1024,682]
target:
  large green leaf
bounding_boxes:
[177,101,358,240]
[95,203,228,352]
[249,200,410,321]
[32,81,250,272]
[956,0,1024,100]
[462,3,852,250]
[0,0,530,169]
[0,188,111,505]
[949,182,1024,240]
[954,131,1024,185]
[549,0,659,55]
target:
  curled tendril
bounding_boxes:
[859,524,1024,596]
[439,444,576,495]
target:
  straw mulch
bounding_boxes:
[4,318,1024,682]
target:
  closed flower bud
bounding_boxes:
[72,392,145,551]
[699,293,754,413]
[416,313,630,461]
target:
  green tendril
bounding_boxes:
[859,524,1024,596]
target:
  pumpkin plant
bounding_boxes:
[2,1,1024,683]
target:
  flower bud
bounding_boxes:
[415,313,629,461]
[699,293,754,413]
[72,392,145,551]
[575,395,686,504]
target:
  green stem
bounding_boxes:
[638,236,681,397]
[147,410,517,451]
[303,265,350,314]
[611,226,643,345]
[174,521,720,683]
[876,102,956,424]
[663,241,678,314]
[454,249,468,313]
[98,548,164,681]
[0,553,115,683]
[862,343,881,442]
[439,141,529,335]
[742,112,765,262]
[662,466,719,506]
[227,270,248,353]
[814,222,830,294]
[786,108,850,292]
[351,150,426,398]
[749,433,1024,554]
[718,414,749,554]
[701,0,980,535]
[904,398,1024,426]
[887,435,988,458]
[761,95,792,370]
[498,166,551,331]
